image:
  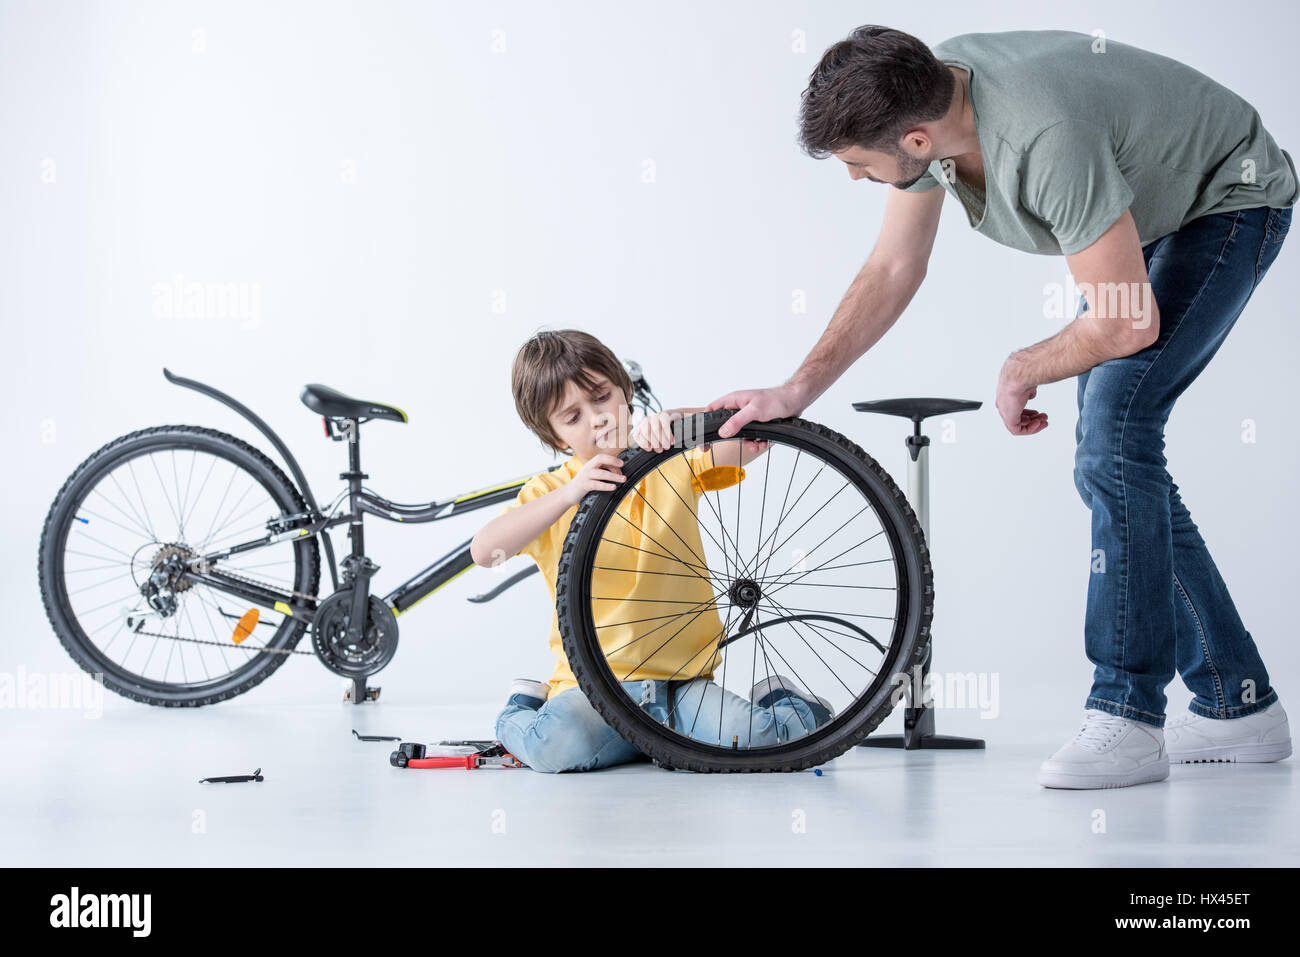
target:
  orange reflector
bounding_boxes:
[232,608,259,644]
[692,465,746,492]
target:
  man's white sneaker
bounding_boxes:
[1165,700,1292,763]
[1038,709,1169,789]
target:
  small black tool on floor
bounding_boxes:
[352,729,402,742]
[199,768,264,784]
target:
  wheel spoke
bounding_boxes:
[65,570,134,599]
[191,589,236,674]
[124,460,160,542]
[758,528,890,601]
[749,615,815,741]
[758,592,883,684]
[87,486,154,540]
[149,452,183,534]
[197,462,244,552]
[756,464,833,584]
[595,535,722,581]
[618,466,718,581]
[617,602,725,686]
[650,452,751,581]
[656,603,737,741]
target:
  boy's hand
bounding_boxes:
[701,436,770,466]
[632,410,683,452]
[563,454,626,507]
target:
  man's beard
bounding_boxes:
[890,149,934,190]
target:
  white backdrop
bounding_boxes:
[4,0,1296,739]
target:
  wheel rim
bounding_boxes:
[562,416,926,764]
[50,439,309,694]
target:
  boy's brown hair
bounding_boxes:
[511,329,634,452]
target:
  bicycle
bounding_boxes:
[38,365,932,771]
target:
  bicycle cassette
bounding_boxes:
[310,592,399,677]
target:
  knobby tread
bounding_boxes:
[556,411,933,772]
[38,425,321,707]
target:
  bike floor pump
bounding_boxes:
[852,398,986,751]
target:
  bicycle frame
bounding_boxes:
[161,368,554,625]
[184,474,541,623]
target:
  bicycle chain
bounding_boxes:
[192,560,321,603]
[127,627,314,655]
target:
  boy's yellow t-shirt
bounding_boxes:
[500,446,723,699]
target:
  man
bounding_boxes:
[708,26,1295,789]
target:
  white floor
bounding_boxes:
[2,699,1295,867]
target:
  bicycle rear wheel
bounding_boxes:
[556,411,932,771]
[38,425,321,706]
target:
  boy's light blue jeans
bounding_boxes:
[1073,204,1290,728]
[494,678,821,773]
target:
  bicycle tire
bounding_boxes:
[556,411,933,772]
[38,425,321,706]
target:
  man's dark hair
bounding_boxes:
[798,25,955,160]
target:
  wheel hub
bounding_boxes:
[729,578,762,608]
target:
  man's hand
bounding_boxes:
[706,384,808,439]
[995,356,1049,436]
[562,454,626,507]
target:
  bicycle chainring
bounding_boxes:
[310,591,399,677]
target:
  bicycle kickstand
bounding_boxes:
[343,677,381,704]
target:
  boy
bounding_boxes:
[470,329,834,772]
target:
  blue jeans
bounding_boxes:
[494,678,821,773]
[1073,204,1291,728]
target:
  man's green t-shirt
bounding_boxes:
[900,30,1298,255]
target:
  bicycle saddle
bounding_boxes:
[300,384,408,423]
[852,397,981,425]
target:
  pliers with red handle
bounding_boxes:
[409,751,525,769]
[394,740,525,769]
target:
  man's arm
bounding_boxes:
[708,184,944,437]
[994,208,1160,434]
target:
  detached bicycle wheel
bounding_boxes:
[556,410,932,772]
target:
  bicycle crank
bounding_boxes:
[310,591,399,677]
